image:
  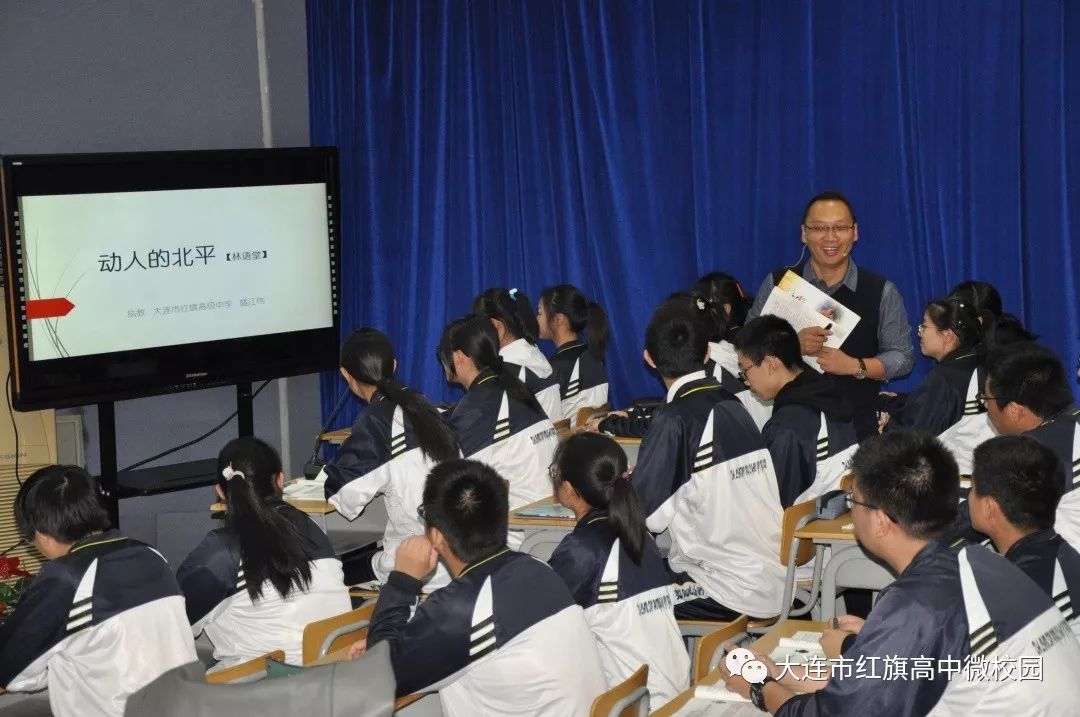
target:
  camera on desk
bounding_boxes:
[815,489,849,520]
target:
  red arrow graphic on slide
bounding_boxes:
[26,298,75,319]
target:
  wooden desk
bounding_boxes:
[651,620,827,716]
[508,496,577,528]
[793,514,855,542]
[320,428,352,445]
[311,646,425,710]
[210,496,337,515]
[509,496,576,560]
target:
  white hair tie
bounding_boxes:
[222,466,245,481]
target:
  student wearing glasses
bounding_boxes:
[719,431,1080,715]
[748,191,915,440]
[981,343,1080,551]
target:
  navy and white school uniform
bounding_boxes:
[1005,528,1080,639]
[882,349,994,474]
[0,531,196,717]
[548,510,690,706]
[632,371,786,618]
[500,337,563,423]
[447,370,559,511]
[1025,406,1080,552]
[366,548,607,717]
[777,542,1080,716]
[706,340,773,431]
[320,392,455,588]
[762,369,858,507]
[549,340,609,426]
[176,504,352,669]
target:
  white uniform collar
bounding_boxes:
[666,370,708,403]
[499,338,553,378]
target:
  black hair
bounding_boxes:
[472,288,540,344]
[217,437,315,602]
[923,297,982,352]
[539,284,610,361]
[732,315,804,371]
[851,430,958,540]
[802,191,857,225]
[551,433,646,564]
[644,295,709,379]
[690,272,753,342]
[14,465,111,544]
[983,313,1038,352]
[437,314,544,415]
[971,436,1063,531]
[420,459,507,563]
[341,328,460,462]
[985,343,1073,419]
[949,281,1002,319]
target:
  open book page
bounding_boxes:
[760,271,861,372]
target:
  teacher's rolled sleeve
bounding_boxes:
[876,280,914,381]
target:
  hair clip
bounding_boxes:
[221,465,245,481]
[508,288,518,300]
[695,298,707,312]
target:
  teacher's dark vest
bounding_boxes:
[771,263,885,439]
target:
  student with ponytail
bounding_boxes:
[692,272,772,430]
[473,287,563,422]
[437,314,558,512]
[537,284,610,425]
[318,328,460,588]
[880,297,985,436]
[177,437,350,670]
[547,433,690,705]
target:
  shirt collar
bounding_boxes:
[499,338,532,363]
[803,258,859,293]
[555,339,585,355]
[457,546,511,579]
[1005,528,1057,559]
[579,508,609,527]
[468,369,498,392]
[666,370,708,403]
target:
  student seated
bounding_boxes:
[733,316,857,507]
[968,435,1080,638]
[983,343,1080,549]
[694,271,772,430]
[473,287,563,422]
[631,295,786,620]
[880,297,983,436]
[437,314,558,511]
[362,459,607,717]
[547,433,690,706]
[0,466,196,717]
[537,284,610,425]
[720,430,1080,715]
[177,437,351,670]
[320,328,460,588]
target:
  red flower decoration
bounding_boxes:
[0,557,30,580]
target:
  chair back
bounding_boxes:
[302,603,375,665]
[590,664,649,717]
[780,499,818,567]
[205,650,286,684]
[693,616,749,683]
[575,403,611,428]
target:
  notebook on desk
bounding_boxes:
[513,504,575,519]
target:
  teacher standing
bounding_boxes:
[747,191,914,439]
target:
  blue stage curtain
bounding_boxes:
[307,0,1079,427]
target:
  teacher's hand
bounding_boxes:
[799,326,831,356]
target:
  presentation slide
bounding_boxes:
[18,183,333,361]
